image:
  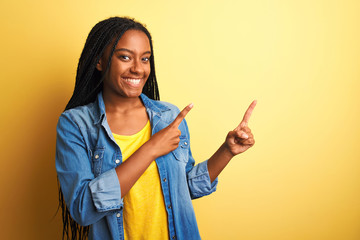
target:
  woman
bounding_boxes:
[56,17,256,240]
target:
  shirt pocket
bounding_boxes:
[171,136,189,163]
[92,147,105,177]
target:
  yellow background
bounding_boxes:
[1,0,359,239]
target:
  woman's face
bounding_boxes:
[97,29,151,100]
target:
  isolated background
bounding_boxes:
[1,0,359,239]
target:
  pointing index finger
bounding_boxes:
[171,103,194,128]
[239,100,257,128]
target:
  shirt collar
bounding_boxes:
[94,92,170,125]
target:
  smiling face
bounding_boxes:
[97,29,151,100]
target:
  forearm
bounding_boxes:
[115,141,156,198]
[207,142,234,182]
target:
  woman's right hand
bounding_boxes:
[147,103,193,158]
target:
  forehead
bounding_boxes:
[115,29,151,51]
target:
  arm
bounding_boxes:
[207,100,257,182]
[183,119,218,199]
[56,114,120,226]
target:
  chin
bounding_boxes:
[123,89,143,98]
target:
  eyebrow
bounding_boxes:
[114,48,151,55]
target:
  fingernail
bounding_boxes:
[189,103,194,108]
[242,133,248,139]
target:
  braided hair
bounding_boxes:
[59,17,160,239]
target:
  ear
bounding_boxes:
[96,58,103,71]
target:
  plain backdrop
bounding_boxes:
[0,0,359,239]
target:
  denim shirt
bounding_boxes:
[56,92,218,240]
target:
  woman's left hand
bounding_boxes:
[224,100,257,156]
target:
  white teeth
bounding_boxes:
[124,78,141,84]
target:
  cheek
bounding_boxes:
[145,65,151,77]
[109,63,128,77]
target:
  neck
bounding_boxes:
[103,93,144,114]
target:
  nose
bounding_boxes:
[130,59,143,75]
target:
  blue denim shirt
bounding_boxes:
[56,92,218,240]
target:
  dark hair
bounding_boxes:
[59,16,160,239]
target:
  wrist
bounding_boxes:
[142,139,159,159]
[220,142,236,159]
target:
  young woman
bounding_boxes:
[56,17,256,240]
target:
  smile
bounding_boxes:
[123,78,142,85]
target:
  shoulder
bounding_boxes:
[143,96,190,133]
[141,94,180,116]
[156,100,180,113]
[57,101,99,130]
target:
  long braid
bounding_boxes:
[58,17,160,239]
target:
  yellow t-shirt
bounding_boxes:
[112,120,169,240]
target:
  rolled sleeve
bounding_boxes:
[187,160,218,199]
[181,118,218,199]
[89,168,123,211]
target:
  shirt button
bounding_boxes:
[172,235,176,239]
[168,205,172,209]
[116,213,121,218]
[94,154,99,159]
[163,178,167,182]
[115,159,120,164]
[184,142,188,146]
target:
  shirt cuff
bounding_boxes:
[89,168,123,212]
[188,160,218,199]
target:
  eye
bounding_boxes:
[118,55,130,61]
[142,57,150,63]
